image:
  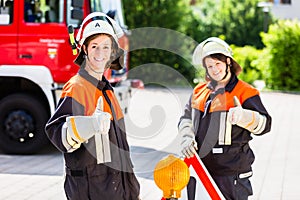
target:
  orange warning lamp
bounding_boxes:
[153,154,190,199]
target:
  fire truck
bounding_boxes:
[0,0,141,154]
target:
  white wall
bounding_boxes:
[270,0,300,20]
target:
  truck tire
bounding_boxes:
[0,94,49,154]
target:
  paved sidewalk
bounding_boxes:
[249,92,300,200]
[0,89,299,200]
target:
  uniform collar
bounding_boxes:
[78,68,112,90]
[207,74,238,93]
[225,74,238,92]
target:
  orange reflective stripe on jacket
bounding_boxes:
[192,80,259,112]
[61,75,123,120]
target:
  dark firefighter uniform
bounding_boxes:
[179,74,272,198]
[45,68,140,200]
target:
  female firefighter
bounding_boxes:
[178,37,272,199]
[45,12,140,200]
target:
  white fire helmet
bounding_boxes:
[74,12,125,70]
[192,37,242,75]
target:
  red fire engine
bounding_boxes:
[0,0,140,154]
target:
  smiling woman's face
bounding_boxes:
[84,34,112,75]
[204,57,228,82]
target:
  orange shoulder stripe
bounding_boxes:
[61,75,123,120]
[191,82,210,112]
[105,91,124,120]
[191,80,259,113]
[210,80,259,112]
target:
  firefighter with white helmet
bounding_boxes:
[178,37,272,199]
[45,12,140,200]
[193,37,242,82]
[74,12,125,70]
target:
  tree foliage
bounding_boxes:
[122,0,270,86]
[232,45,266,85]
[122,0,197,86]
[189,0,267,48]
[261,20,300,91]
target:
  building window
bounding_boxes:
[270,0,291,5]
[0,0,13,24]
[25,0,60,23]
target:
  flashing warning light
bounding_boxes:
[154,154,190,199]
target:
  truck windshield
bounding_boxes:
[67,0,127,29]
[0,0,13,24]
[96,0,126,28]
[24,0,63,23]
[89,0,101,12]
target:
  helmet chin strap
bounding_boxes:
[222,63,230,81]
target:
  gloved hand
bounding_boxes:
[66,97,111,144]
[228,96,261,132]
[180,126,198,158]
[93,96,112,164]
[93,96,111,135]
[66,115,100,143]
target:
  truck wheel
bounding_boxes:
[0,94,49,154]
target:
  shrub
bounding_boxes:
[232,45,266,85]
[261,19,300,91]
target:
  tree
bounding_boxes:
[189,0,267,48]
[122,0,269,86]
[122,0,198,86]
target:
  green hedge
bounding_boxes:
[232,45,266,85]
[261,19,300,91]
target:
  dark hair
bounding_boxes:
[202,53,226,67]
[83,33,118,50]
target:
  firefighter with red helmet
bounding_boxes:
[45,12,140,200]
[178,37,272,199]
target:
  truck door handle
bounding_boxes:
[19,54,32,59]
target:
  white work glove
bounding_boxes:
[66,115,101,143]
[93,96,111,135]
[93,96,112,164]
[228,96,262,133]
[179,126,198,158]
[66,97,111,144]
